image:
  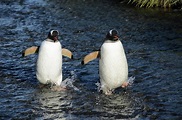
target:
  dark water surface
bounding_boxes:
[0,0,182,119]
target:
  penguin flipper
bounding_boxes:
[82,51,100,65]
[22,46,39,57]
[62,48,73,59]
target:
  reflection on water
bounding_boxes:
[35,91,71,119]
[0,0,182,119]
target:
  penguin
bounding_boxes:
[82,30,128,95]
[22,30,73,91]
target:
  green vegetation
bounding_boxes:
[128,0,182,8]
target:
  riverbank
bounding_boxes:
[124,0,182,8]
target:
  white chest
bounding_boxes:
[36,40,63,85]
[99,40,128,89]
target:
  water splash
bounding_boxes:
[128,76,135,86]
[95,76,135,92]
[61,71,80,92]
[95,82,102,92]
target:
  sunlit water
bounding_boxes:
[0,0,182,119]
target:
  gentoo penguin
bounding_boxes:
[82,30,128,95]
[22,30,73,91]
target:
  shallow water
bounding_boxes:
[0,0,182,119]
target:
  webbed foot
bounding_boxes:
[121,82,129,88]
[51,86,67,91]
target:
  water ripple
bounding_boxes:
[0,0,182,119]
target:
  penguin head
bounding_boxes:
[106,29,119,41]
[48,30,59,42]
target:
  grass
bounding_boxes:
[127,0,182,8]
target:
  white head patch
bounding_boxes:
[50,30,59,36]
[109,30,113,36]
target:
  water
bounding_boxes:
[0,0,182,119]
